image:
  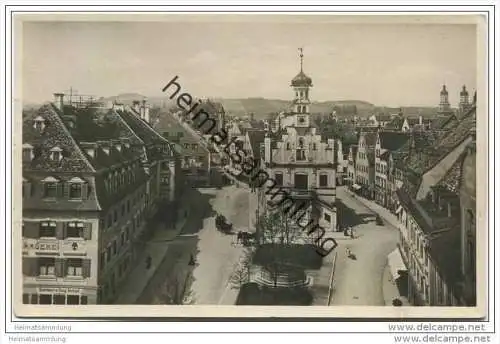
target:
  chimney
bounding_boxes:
[53,93,65,112]
[132,100,140,113]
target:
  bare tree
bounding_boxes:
[152,271,195,305]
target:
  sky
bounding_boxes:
[21,16,478,107]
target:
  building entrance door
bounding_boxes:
[294,174,308,190]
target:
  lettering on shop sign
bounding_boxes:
[38,287,82,294]
[35,242,58,251]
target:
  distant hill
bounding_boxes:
[23,93,439,119]
[212,98,375,119]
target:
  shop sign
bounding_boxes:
[38,287,82,294]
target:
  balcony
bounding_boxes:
[286,188,316,200]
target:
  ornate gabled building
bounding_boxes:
[22,93,178,305]
[261,49,337,234]
[354,131,377,198]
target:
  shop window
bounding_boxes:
[39,294,52,305]
[81,296,88,305]
[30,294,39,304]
[66,295,79,305]
[23,293,30,304]
[53,294,66,305]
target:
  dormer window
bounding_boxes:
[50,147,63,161]
[22,143,34,162]
[33,116,46,132]
[42,176,59,198]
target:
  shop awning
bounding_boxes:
[352,184,361,190]
[387,249,407,280]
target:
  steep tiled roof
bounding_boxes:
[23,104,94,173]
[437,151,467,194]
[386,116,405,130]
[431,114,458,130]
[362,132,378,147]
[396,188,433,233]
[380,150,391,161]
[379,132,410,151]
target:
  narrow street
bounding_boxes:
[136,184,253,305]
[329,187,400,306]
[190,185,253,305]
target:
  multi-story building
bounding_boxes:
[346,144,358,190]
[354,131,377,199]
[394,97,476,306]
[374,132,410,207]
[154,111,212,187]
[22,94,178,305]
[260,51,337,233]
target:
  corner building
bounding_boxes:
[21,94,178,305]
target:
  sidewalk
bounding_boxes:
[114,196,191,304]
[309,250,338,306]
[382,264,410,306]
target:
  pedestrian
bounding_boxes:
[345,247,351,257]
[350,227,355,239]
[145,255,152,269]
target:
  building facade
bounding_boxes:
[22,94,178,305]
[260,51,337,234]
[354,132,376,199]
[394,99,477,306]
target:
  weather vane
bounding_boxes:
[298,47,304,71]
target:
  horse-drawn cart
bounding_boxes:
[215,214,233,233]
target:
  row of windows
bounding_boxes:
[375,162,387,174]
[273,173,329,187]
[183,143,199,150]
[100,211,145,271]
[23,221,91,240]
[22,146,63,162]
[375,176,387,188]
[105,191,145,229]
[285,142,317,150]
[22,180,88,199]
[23,257,91,278]
[23,293,88,305]
[357,165,369,173]
[103,163,141,194]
